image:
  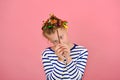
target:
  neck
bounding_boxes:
[67,41,74,49]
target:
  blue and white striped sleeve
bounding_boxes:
[66,47,88,80]
[42,51,65,80]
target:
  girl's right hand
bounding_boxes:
[54,44,65,62]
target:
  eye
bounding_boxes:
[52,40,58,44]
[59,35,63,39]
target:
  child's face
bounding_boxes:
[46,28,69,46]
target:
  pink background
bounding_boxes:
[0,0,120,80]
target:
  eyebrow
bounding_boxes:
[52,35,63,43]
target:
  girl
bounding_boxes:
[41,14,88,80]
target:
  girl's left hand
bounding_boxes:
[59,43,72,63]
[60,43,70,58]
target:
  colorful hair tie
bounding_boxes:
[51,19,57,24]
[63,22,68,28]
[42,14,68,30]
[48,25,53,29]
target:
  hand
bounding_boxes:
[54,43,72,63]
[54,44,65,62]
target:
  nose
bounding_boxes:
[59,39,64,44]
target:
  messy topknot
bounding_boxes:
[41,14,68,37]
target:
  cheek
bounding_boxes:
[51,41,59,46]
[53,43,58,46]
[53,43,60,47]
[64,35,68,41]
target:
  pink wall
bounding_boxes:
[0,0,120,80]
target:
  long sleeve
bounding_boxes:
[42,51,66,80]
[66,47,88,80]
[41,45,88,80]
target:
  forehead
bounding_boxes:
[46,28,65,40]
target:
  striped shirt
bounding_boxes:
[42,43,88,80]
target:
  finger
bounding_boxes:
[59,46,69,51]
[55,45,63,54]
[56,50,64,58]
[54,44,61,51]
[59,43,69,49]
[56,47,65,55]
[55,44,66,51]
